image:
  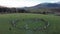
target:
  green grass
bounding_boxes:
[0,13,60,34]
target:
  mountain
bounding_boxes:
[23,2,60,14]
[32,3,60,8]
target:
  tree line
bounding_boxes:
[0,7,29,13]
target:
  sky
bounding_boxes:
[0,0,60,7]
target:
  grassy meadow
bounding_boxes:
[0,13,60,34]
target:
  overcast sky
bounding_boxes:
[0,0,60,7]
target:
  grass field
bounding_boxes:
[0,13,60,34]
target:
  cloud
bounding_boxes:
[0,0,60,7]
[0,0,40,7]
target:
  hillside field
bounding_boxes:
[0,13,60,34]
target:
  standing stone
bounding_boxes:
[25,24,29,30]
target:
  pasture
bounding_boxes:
[0,13,60,34]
